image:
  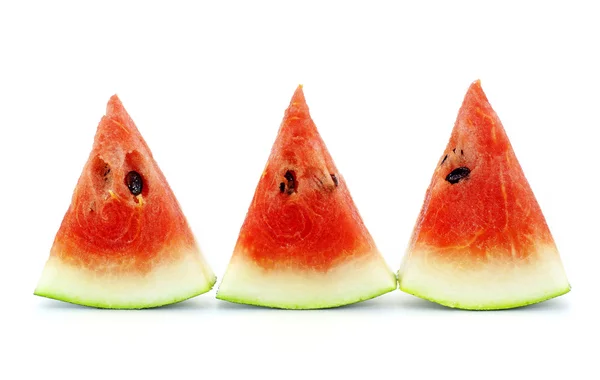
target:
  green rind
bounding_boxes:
[34,275,217,310]
[399,280,571,310]
[216,281,397,310]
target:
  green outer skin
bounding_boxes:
[399,277,571,310]
[216,280,397,310]
[33,275,217,310]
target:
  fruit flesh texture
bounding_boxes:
[52,96,198,272]
[35,96,215,308]
[399,80,570,309]
[217,86,397,308]
[236,86,378,271]
[411,81,554,258]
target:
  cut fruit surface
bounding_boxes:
[216,85,397,309]
[401,244,569,310]
[34,95,216,309]
[218,250,395,309]
[36,246,215,309]
[398,80,570,310]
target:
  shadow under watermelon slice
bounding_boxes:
[34,95,216,309]
[398,80,570,310]
[216,85,397,309]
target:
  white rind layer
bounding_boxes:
[216,250,397,309]
[398,244,570,310]
[34,247,216,309]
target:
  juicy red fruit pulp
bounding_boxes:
[234,87,377,272]
[409,81,554,261]
[52,97,195,274]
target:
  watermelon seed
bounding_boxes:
[452,148,456,153]
[279,182,285,193]
[461,149,464,155]
[125,171,143,196]
[330,174,338,187]
[446,167,470,184]
[283,170,297,194]
[440,154,448,165]
[101,164,112,183]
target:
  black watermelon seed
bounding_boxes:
[284,170,297,194]
[330,174,338,187]
[284,171,294,183]
[445,167,470,184]
[440,154,448,166]
[125,171,143,196]
[279,182,285,193]
[282,170,297,194]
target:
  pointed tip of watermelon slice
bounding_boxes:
[95,94,151,154]
[453,78,511,153]
[106,94,126,117]
[465,79,488,102]
[285,85,309,118]
[462,79,498,114]
[105,94,138,127]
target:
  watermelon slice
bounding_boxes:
[398,80,570,310]
[216,85,397,309]
[34,95,216,309]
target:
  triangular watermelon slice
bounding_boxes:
[216,85,397,309]
[398,80,570,310]
[34,95,216,309]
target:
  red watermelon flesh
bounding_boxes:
[34,95,216,308]
[398,80,570,310]
[216,85,397,309]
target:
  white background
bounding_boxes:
[1,1,598,379]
